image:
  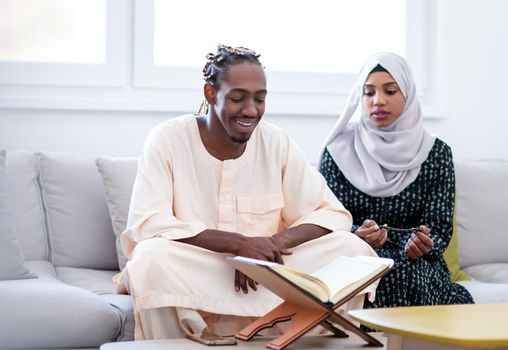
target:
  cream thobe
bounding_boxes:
[120,115,377,338]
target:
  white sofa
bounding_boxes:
[454,160,508,302]
[0,150,507,349]
[0,151,134,350]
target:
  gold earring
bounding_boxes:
[194,99,209,116]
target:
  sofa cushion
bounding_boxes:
[6,150,48,260]
[101,293,135,342]
[55,267,135,341]
[458,280,508,304]
[443,228,470,282]
[96,157,138,270]
[25,260,57,279]
[0,150,36,280]
[442,199,470,282]
[56,266,118,295]
[455,160,508,268]
[38,152,118,269]
[462,263,508,284]
[0,278,122,348]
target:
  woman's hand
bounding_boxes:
[405,225,433,260]
[234,236,292,294]
[354,219,388,249]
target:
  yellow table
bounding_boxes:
[349,303,508,350]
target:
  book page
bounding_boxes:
[312,256,392,303]
[229,256,331,302]
[271,264,330,302]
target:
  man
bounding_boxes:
[119,45,377,343]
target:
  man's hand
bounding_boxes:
[235,269,258,294]
[354,219,388,249]
[234,236,292,293]
[177,225,330,294]
[405,225,433,260]
[268,235,293,258]
[235,236,291,264]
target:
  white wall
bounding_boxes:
[0,108,172,157]
[0,107,336,161]
[1,0,507,162]
[424,0,508,161]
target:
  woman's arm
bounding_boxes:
[320,149,388,248]
[420,141,455,259]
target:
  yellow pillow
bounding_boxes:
[443,198,471,282]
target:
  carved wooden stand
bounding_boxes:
[235,300,382,350]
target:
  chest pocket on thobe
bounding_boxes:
[236,192,284,236]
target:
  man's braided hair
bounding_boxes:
[196,44,262,115]
[202,44,262,86]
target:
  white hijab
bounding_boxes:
[318,52,435,197]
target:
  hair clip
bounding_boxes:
[220,44,238,55]
[217,44,259,58]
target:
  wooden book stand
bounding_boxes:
[235,299,382,350]
[228,258,388,350]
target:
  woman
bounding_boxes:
[318,52,473,308]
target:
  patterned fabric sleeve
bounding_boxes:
[319,149,337,189]
[421,141,455,259]
[319,149,356,234]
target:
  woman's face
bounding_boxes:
[362,71,405,128]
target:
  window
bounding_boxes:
[0,0,127,86]
[0,0,438,116]
[135,0,436,115]
[137,0,408,95]
[153,0,406,75]
[0,0,106,64]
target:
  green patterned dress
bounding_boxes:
[320,138,473,307]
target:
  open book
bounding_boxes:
[227,255,393,349]
[227,255,393,305]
